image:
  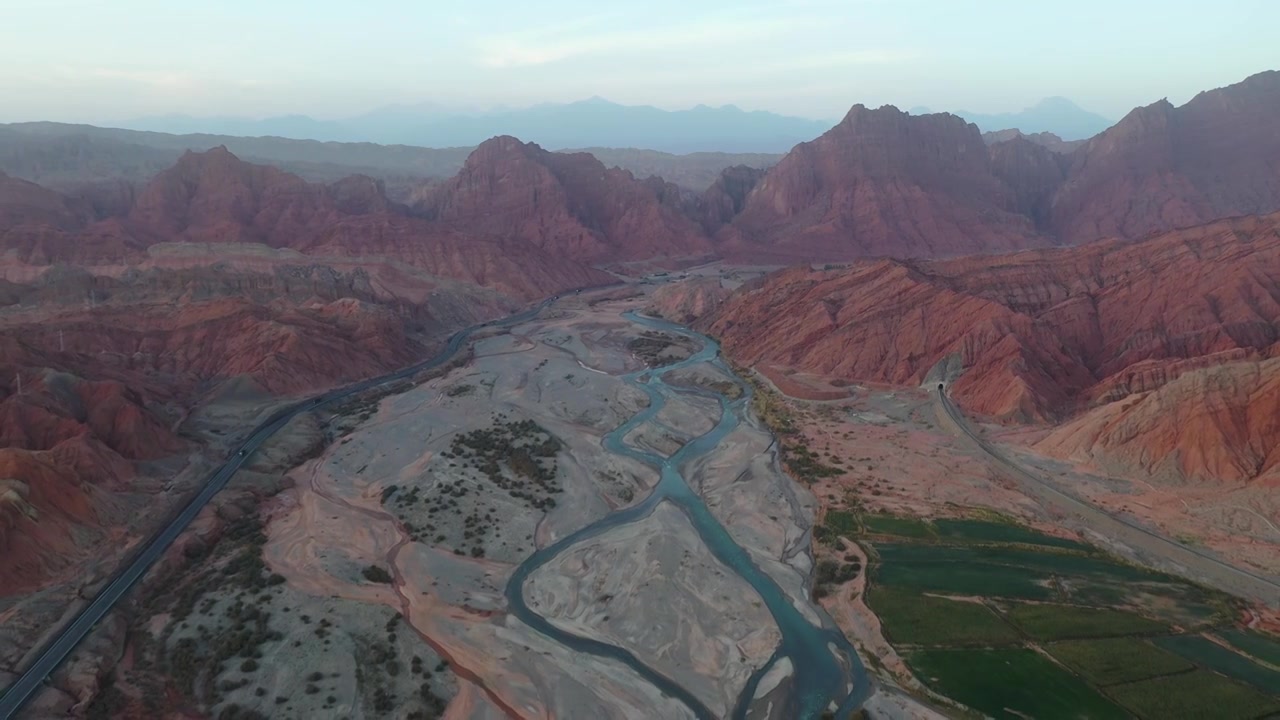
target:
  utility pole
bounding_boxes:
[59,330,65,352]
[15,372,21,396]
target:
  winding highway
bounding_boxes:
[0,288,604,720]
[937,385,1280,606]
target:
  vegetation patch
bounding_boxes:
[444,414,563,510]
[1005,603,1169,641]
[1153,634,1280,694]
[813,509,860,547]
[906,647,1128,720]
[932,518,1089,550]
[812,557,862,599]
[703,379,743,400]
[782,441,844,483]
[862,514,933,539]
[825,509,859,536]
[1045,638,1194,685]
[864,510,1257,716]
[382,414,566,558]
[874,541,1214,610]
[1106,669,1280,720]
[746,375,797,436]
[444,383,475,397]
[873,544,1056,600]
[362,565,394,584]
[866,588,1019,646]
[627,332,688,367]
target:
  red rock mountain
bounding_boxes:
[694,165,766,235]
[420,136,712,264]
[708,72,1280,262]
[2,147,613,300]
[1049,70,1280,243]
[982,129,1085,155]
[717,104,1048,262]
[702,211,1280,435]
[10,71,1280,273]
[988,136,1069,228]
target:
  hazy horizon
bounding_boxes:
[1,0,1275,125]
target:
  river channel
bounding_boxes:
[505,310,870,719]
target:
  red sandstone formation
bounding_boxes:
[715,72,1280,261]
[421,136,712,265]
[717,104,1049,262]
[1038,357,1280,485]
[987,136,1069,228]
[2,147,612,300]
[1049,71,1280,243]
[0,361,181,593]
[702,212,1280,482]
[646,278,731,324]
[694,165,766,235]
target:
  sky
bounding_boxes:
[0,0,1275,123]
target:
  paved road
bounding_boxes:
[0,288,603,719]
[937,386,1280,606]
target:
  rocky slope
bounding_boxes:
[420,136,713,265]
[8,72,1280,271]
[1,146,613,300]
[1037,357,1280,485]
[0,343,184,593]
[987,136,1069,227]
[694,165,767,235]
[0,146,616,595]
[717,104,1048,262]
[646,278,731,324]
[701,212,1280,482]
[0,257,512,594]
[710,71,1280,262]
[1049,70,1280,243]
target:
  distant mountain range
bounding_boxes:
[0,122,782,195]
[909,97,1114,140]
[120,98,835,154]
[117,96,1114,154]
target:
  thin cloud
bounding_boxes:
[772,49,922,70]
[474,12,816,68]
[88,67,197,90]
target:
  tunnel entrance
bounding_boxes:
[937,383,945,391]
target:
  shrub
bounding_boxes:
[362,565,394,584]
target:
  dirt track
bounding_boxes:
[938,389,1280,607]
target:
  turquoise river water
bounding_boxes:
[505,311,870,719]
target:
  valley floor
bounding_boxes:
[750,363,1280,718]
[250,291,883,718]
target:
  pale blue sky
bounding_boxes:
[0,0,1274,122]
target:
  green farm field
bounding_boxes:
[906,647,1128,720]
[865,587,1019,646]
[1154,634,1280,694]
[1218,628,1280,668]
[859,510,1276,718]
[1045,637,1194,685]
[1005,603,1170,641]
[1106,669,1280,720]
